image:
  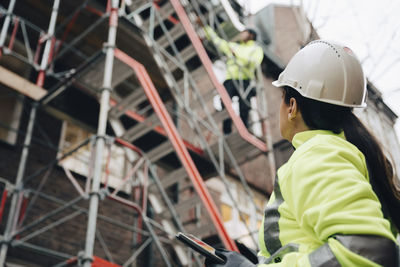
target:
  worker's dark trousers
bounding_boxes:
[222,79,255,135]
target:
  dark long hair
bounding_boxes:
[283,86,400,231]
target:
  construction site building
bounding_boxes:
[0,0,399,266]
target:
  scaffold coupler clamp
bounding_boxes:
[4,182,14,196]
[77,250,93,265]
[94,134,114,146]
[0,237,10,246]
[102,42,116,53]
[88,188,107,201]
[99,187,108,200]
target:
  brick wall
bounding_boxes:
[0,102,170,266]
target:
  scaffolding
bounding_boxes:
[0,0,276,266]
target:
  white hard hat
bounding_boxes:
[272,40,367,108]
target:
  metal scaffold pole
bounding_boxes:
[82,0,119,266]
[37,0,61,87]
[0,0,17,56]
[0,0,61,264]
[0,104,37,265]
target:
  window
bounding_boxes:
[0,86,23,145]
[221,203,232,222]
[58,121,132,193]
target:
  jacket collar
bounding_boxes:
[239,40,255,46]
[292,130,346,149]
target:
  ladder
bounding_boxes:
[88,0,275,265]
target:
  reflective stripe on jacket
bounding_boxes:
[258,130,398,266]
[203,26,264,80]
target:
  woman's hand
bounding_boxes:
[205,249,256,267]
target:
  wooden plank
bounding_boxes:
[0,66,46,100]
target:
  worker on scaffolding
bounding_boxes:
[206,40,400,266]
[197,18,264,135]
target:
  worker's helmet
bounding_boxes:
[272,40,367,108]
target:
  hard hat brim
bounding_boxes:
[271,81,367,108]
[272,80,283,87]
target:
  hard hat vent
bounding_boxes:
[310,40,341,58]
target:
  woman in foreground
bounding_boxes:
[207,40,400,266]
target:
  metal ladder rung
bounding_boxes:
[109,89,148,118]
[123,113,159,142]
[147,141,174,163]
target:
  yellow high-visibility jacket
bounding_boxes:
[258,130,398,266]
[203,26,263,81]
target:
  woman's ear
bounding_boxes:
[288,97,298,121]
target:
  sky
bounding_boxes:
[237,0,400,140]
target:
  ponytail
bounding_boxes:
[284,87,400,231]
[342,113,400,230]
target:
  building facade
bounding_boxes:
[0,1,398,266]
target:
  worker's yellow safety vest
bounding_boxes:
[258,130,398,266]
[204,26,264,81]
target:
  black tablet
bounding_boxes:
[176,232,225,264]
